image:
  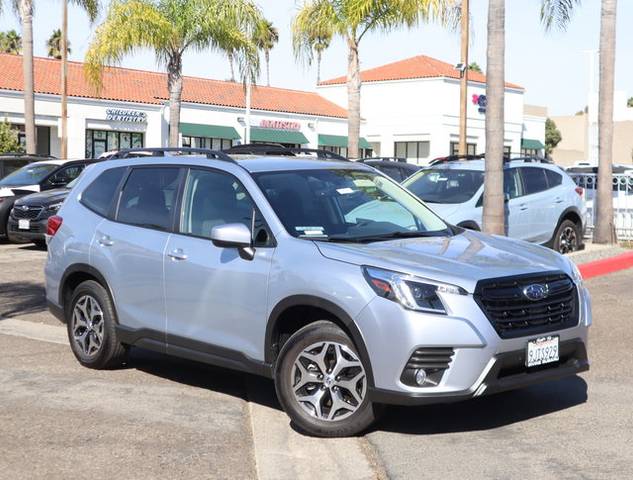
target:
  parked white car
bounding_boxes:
[403,157,587,254]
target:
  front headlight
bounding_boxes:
[46,202,63,212]
[362,266,467,314]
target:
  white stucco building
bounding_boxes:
[317,55,546,164]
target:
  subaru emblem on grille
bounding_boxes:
[21,205,29,211]
[523,283,549,301]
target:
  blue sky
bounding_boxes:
[1,0,631,115]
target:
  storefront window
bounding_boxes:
[449,142,477,156]
[182,136,234,150]
[86,129,144,158]
[394,141,430,160]
[11,124,51,156]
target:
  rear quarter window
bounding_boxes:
[80,167,127,217]
[544,169,563,188]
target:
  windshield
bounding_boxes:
[403,168,484,204]
[254,168,450,242]
[0,163,58,187]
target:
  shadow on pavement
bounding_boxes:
[375,375,587,435]
[0,280,47,318]
[127,346,283,411]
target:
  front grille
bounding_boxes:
[400,347,454,386]
[12,205,43,220]
[474,272,579,339]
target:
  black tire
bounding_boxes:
[552,219,581,254]
[66,280,127,369]
[274,320,378,437]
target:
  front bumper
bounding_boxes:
[7,216,48,242]
[355,283,591,405]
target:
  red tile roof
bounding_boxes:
[0,53,348,118]
[319,54,523,90]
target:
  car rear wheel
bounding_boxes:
[275,320,378,437]
[66,280,127,369]
[553,219,580,254]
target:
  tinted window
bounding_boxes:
[46,164,84,187]
[116,167,180,230]
[504,168,523,199]
[521,167,549,194]
[544,169,563,188]
[405,169,484,204]
[81,167,126,217]
[373,164,403,182]
[180,169,271,246]
[0,162,58,186]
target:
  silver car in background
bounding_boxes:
[44,149,590,437]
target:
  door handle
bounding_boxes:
[519,204,528,211]
[98,235,113,247]
[555,197,564,204]
[168,248,188,261]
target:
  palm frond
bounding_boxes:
[540,0,581,32]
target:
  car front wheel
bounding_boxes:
[274,321,378,437]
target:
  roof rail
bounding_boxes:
[223,143,349,161]
[429,154,485,166]
[506,155,553,164]
[101,147,235,163]
[358,157,407,163]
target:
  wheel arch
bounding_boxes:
[546,207,584,249]
[265,295,375,387]
[59,264,116,321]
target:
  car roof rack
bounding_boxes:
[223,143,349,161]
[506,155,553,164]
[429,154,485,165]
[358,157,407,163]
[101,147,235,163]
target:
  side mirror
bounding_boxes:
[210,223,255,260]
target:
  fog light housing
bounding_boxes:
[414,368,428,386]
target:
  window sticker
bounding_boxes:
[295,226,326,236]
[336,187,355,195]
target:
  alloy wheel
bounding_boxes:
[291,341,366,422]
[558,226,578,254]
[71,294,105,357]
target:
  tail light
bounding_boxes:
[575,186,584,197]
[47,215,63,236]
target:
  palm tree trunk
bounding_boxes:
[228,52,235,82]
[60,0,68,159]
[482,0,505,235]
[459,0,469,156]
[346,36,360,160]
[167,55,183,148]
[593,0,618,244]
[19,0,36,154]
[316,50,322,84]
[265,50,270,86]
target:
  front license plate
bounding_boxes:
[526,335,559,368]
[18,219,30,230]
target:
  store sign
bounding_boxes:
[259,119,301,130]
[106,109,147,123]
[472,94,487,114]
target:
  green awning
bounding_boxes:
[250,127,309,144]
[521,138,545,150]
[180,123,241,140]
[318,134,371,149]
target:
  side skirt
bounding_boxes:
[115,325,273,379]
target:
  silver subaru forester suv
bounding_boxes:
[45,148,590,437]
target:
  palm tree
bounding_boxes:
[482,0,505,235]
[254,19,278,86]
[16,0,36,153]
[46,28,71,59]
[293,0,450,160]
[310,32,331,84]
[85,0,263,147]
[541,0,617,243]
[0,30,22,54]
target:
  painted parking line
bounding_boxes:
[578,251,633,280]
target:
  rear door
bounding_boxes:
[503,167,532,240]
[90,166,182,339]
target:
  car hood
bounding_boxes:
[315,230,571,293]
[14,188,68,206]
[0,184,39,198]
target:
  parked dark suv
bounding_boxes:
[358,157,421,182]
[1,159,95,241]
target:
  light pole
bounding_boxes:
[458,0,469,156]
[60,0,68,159]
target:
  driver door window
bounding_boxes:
[46,165,84,188]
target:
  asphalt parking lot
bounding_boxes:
[1,242,632,479]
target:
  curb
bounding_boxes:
[578,251,633,280]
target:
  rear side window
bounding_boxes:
[80,167,126,217]
[116,167,180,231]
[544,169,563,188]
[520,167,549,195]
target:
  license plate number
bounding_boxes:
[18,219,30,230]
[526,336,559,367]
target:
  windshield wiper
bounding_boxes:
[318,231,449,244]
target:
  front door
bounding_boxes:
[504,167,532,240]
[164,168,275,362]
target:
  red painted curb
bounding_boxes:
[578,251,633,280]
